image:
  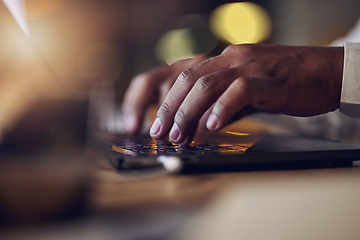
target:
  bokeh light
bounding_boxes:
[156,28,196,65]
[155,14,217,65]
[210,2,272,44]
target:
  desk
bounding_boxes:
[1,112,360,240]
[1,158,360,240]
[91,162,360,240]
[92,161,360,209]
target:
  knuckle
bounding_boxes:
[158,101,172,116]
[221,44,256,67]
[177,68,195,87]
[222,44,255,57]
[234,78,250,94]
[175,108,188,125]
[222,44,237,54]
[195,75,215,93]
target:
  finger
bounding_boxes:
[199,106,214,130]
[169,68,238,143]
[206,77,253,131]
[201,105,257,131]
[123,57,207,135]
[180,122,198,146]
[122,66,174,134]
[159,56,209,103]
[151,55,232,140]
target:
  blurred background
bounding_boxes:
[0,0,359,150]
[23,0,360,101]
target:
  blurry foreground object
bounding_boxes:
[0,153,91,226]
[0,1,93,226]
[0,1,89,149]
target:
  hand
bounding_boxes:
[122,56,207,134]
[148,44,344,144]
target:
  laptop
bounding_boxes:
[2,1,360,174]
[106,120,360,174]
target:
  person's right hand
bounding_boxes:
[123,44,344,146]
[150,44,344,145]
[122,56,207,134]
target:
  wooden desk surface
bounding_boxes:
[1,158,360,240]
[1,118,360,240]
[91,162,360,240]
[91,161,360,210]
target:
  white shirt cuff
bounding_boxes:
[340,42,360,118]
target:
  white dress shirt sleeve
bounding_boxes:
[340,42,360,118]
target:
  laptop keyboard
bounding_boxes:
[111,135,251,156]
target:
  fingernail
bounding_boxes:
[150,117,161,136]
[206,113,219,131]
[169,123,180,142]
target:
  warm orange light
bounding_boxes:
[225,131,250,136]
[23,0,64,19]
